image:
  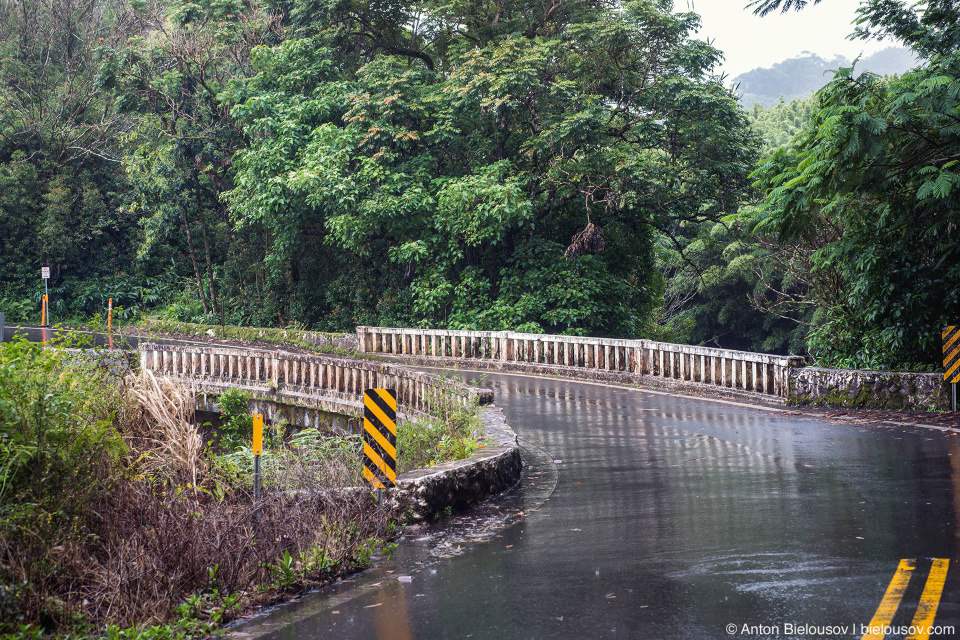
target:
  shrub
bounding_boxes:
[397,405,482,473]
[0,336,126,633]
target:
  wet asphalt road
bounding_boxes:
[234,370,960,640]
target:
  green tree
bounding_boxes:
[226,0,758,336]
[745,95,816,156]
[100,0,284,323]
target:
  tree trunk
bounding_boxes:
[182,208,209,314]
[194,178,217,310]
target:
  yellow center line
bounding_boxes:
[862,559,916,640]
[907,559,950,640]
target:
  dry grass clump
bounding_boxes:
[128,370,206,488]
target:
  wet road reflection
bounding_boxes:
[236,371,960,639]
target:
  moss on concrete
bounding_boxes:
[787,369,949,411]
[139,318,361,357]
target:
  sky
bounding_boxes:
[679,0,897,78]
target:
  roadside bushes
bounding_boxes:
[0,337,126,632]
[397,404,483,473]
[0,334,487,637]
[0,339,394,638]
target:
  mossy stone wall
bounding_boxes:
[788,367,950,411]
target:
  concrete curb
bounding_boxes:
[391,405,521,522]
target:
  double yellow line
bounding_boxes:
[862,558,950,640]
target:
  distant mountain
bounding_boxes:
[732,47,918,108]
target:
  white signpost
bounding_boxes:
[41,266,50,326]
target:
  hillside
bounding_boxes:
[733,46,917,107]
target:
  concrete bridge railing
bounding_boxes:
[356,327,805,400]
[138,343,492,420]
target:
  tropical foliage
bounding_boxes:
[747,0,960,368]
[2,0,959,368]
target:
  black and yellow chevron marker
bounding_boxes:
[943,326,960,383]
[363,389,397,489]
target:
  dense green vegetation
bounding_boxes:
[746,0,960,369]
[1,0,958,365]
[0,335,483,637]
[0,0,757,340]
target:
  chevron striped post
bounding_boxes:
[363,389,397,490]
[943,326,960,411]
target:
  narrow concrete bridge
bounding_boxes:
[139,324,950,418]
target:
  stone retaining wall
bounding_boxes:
[391,406,521,522]
[789,367,950,411]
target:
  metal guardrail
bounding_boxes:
[356,327,805,399]
[138,343,491,417]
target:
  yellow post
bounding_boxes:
[252,414,263,501]
[252,414,263,455]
